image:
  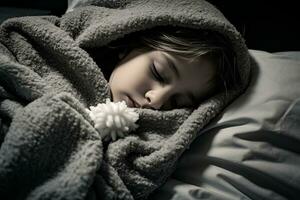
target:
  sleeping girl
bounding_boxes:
[86,26,240,141]
[93,26,239,110]
[0,0,251,199]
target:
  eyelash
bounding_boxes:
[151,63,165,83]
[151,62,179,108]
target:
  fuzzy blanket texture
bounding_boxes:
[0,0,250,199]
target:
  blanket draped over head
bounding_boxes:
[0,0,251,199]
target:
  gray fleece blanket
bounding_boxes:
[0,0,251,199]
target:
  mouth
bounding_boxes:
[126,95,140,108]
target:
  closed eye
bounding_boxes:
[151,63,165,83]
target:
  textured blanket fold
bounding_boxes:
[0,0,250,199]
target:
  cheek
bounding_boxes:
[110,63,150,91]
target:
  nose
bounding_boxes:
[143,86,172,110]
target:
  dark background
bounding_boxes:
[1,0,299,52]
[208,0,299,52]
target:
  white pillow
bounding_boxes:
[150,50,300,200]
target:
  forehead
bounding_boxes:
[163,51,216,90]
[161,52,216,79]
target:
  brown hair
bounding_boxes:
[107,26,240,98]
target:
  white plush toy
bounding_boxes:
[86,98,139,141]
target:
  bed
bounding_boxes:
[150,50,300,199]
[1,1,300,199]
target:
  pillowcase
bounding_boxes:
[149,50,300,200]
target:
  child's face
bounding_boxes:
[109,49,216,110]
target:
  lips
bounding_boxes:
[126,95,140,108]
[123,95,133,107]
